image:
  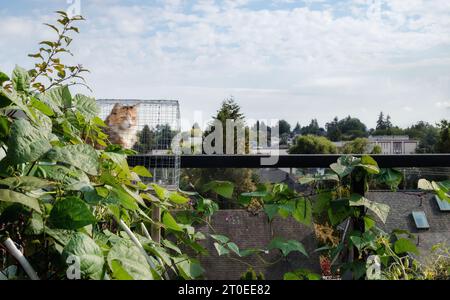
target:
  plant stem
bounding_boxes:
[26,161,37,176]
[116,219,157,278]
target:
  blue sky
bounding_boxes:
[1,0,449,130]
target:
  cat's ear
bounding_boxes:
[132,102,141,108]
[113,103,122,110]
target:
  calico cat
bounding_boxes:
[104,103,139,149]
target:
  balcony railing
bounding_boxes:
[128,154,450,169]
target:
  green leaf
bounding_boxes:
[92,116,107,127]
[238,248,259,257]
[349,194,390,223]
[330,156,357,177]
[63,232,104,279]
[162,211,183,232]
[47,144,98,175]
[284,269,321,280]
[293,198,312,226]
[151,184,169,200]
[210,234,230,244]
[172,256,204,279]
[72,94,99,121]
[363,216,376,231]
[313,192,331,214]
[202,181,234,199]
[197,198,219,216]
[49,196,96,229]
[105,187,139,211]
[146,245,173,268]
[0,189,41,213]
[226,242,241,256]
[132,166,152,178]
[214,242,230,256]
[109,260,133,280]
[0,176,52,192]
[375,168,403,190]
[30,98,54,116]
[418,179,450,203]
[268,237,308,257]
[102,151,130,177]
[327,206,350,226]
[45,227,74,247]
[0,71,9,85]
[349,231,377,252]
[107,240,153,280]
[43,23,59,33]
[161,239,182,254]
[0,115,10,140]
[357,155,380,174]
[278,201,295,218]
[12,65,30,92]
[168,192,189,204]
[38,85,72,114]
[394,238,419,255]
[25,211,44,235]
[5,118,51,165]
[38,164,89,186]
[264,204,279,221]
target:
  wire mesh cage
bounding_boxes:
[96,99,181,190]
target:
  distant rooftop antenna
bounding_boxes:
[96,99,181,190]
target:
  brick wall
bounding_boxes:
[193,210,320,280]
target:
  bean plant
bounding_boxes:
[0,11,208,280]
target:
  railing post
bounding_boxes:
[349,169,367,279]
[350,170,367,233]
[151,205,161,244]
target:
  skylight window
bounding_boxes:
[412,211,430,230]
[435,195,450,212]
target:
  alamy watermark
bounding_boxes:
[366,255,381,280]
[66,0,81,18]
[66,255,81,280]
[170,112,280,166]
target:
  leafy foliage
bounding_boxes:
[289,135,337,154]
[0,12,208,280]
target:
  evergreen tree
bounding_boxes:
[385,115,393,133]
[292,122,301,135]
[278,119,291,136]
[376,112,386,130]
[154,124,176,149]
[301,119,324,136]
[326,117,342,141]
[436,120,450,153]
[183,97,256,208]
[204,97,247,154]
[133,124,155,153]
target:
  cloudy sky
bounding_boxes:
[1,0,449,129]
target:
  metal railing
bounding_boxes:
[128,154,450,169]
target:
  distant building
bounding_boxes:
[368,135,418,155]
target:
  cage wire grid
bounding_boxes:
[96,99,181,190]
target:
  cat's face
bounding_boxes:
[108,103,138,130]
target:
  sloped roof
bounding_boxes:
[367,191,450,260]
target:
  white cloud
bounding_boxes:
[435,101,450,109]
